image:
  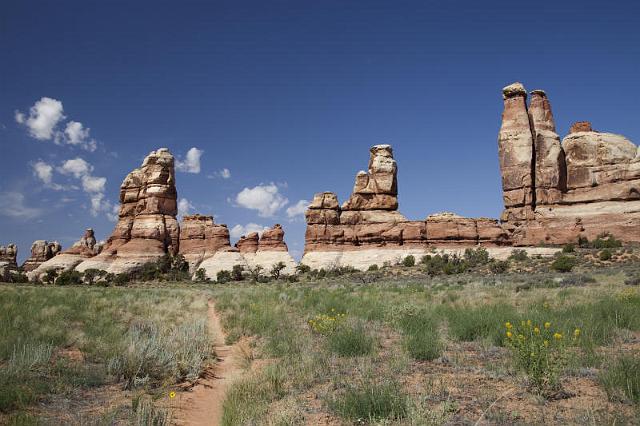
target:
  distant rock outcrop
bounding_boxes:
[76,148,179,275]
[22,240,61,273]
[178,214,232,270]
[0,244,18,278]
[27,229,102,280]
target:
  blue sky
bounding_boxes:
[1,0,639,262]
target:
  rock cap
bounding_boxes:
[502,82,527,99]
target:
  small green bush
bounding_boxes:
[402,255,415,267]
[551,255,577,273]
[599,249,612,261]
[232,265,244,281]
[562,243,575,253]
[55,270,82,286]
[217,270,232,283]
[464,247,490,267]
[591,234,622,249]
[328,378,408,421]
[599,354,640,405]
[194,268,207,282]
[489,260,509,274]
[295,263,311,274]
[367,264,379,272]
[270,262,286,280]
[396,309,442,361]
[509,249,528,262]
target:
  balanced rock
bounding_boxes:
[22,240,61,272]
[342,145,398,211]
[76,148,179,275]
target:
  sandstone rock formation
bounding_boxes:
[0,244,18,278]
[76,148,179,275]
[235,232,259,253]
[498,83,640,245]
[241,224,297,275]
[302,146,512,270]
[22,240,61,272]
[27,229,103,280]
[178,215,232,270]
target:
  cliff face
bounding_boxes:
[76,148,179,275]
[498,83,640,245]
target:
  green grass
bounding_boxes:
[327,321,375,357]
[328,376,408,421]
[395,307,442,360]
[599,354,640,405]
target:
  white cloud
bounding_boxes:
[81,175,106,193]
[0,191,43,220]
[176,147,203,173]
[230,223,269,239]
[64,121,96,152]
[59,157,92,178]
[220,168,231,179]
[235,183,288,217]
[32,161,53,185]
[286,199,309,218]
[178,197,194,218]
[16,97,65,140]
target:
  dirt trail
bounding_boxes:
[175,300,244,426]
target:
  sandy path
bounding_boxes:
[175,300,244,426]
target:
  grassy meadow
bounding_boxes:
[1,244,640,425]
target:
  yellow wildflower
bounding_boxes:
[169,391,176,399]
[544,322,551,329]
[574,328,581,338]
[527,319,532,327]
[505,322,512,329]
[553,332,563,340]
[534,327,540,335]
[543,340,549,347]
[506,331,513,338]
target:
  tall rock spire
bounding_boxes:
[529,90,566,204]
[498,82,535,221]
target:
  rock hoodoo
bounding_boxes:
[235,232,259,253]
[27,229,103,280]
[22,240,61,273]
[76,148,179,275]
[0,244,18,277]
[178,214,232,270]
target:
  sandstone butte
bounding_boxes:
[6,82,639,280]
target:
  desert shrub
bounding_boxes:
[599,249,613,261]
[464,247,490,267]
[562,243,575,253]
[625,275,640,286]
[422,254,467,276]
[578,236,590,248]
[551,255,577,273]
[231,265,244,281]
[402,255,415,267]
[194,268,207,282]
[248,265,264,281]
[55,270,82,286]
[327,321,375,357]
[7,272,29,283]
[217,270,232,283]
[504,320,579,395]
[328,377,408,421]
[559,274,596,287]
[599,354,640,405]
[509,249,528,262]
[270,262,286,280]
[42,269,58,285]
[107,319,209,388]
[367,264,379,272]
[591,234,622,249]
[285,274,298,283]
[82,268,104,285]
[131,395,170,426]
[489,260,509,274]
[113,273,131,286]
[295,263,311,274]
[316,269,327,279]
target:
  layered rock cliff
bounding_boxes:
[76,148,180,275]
